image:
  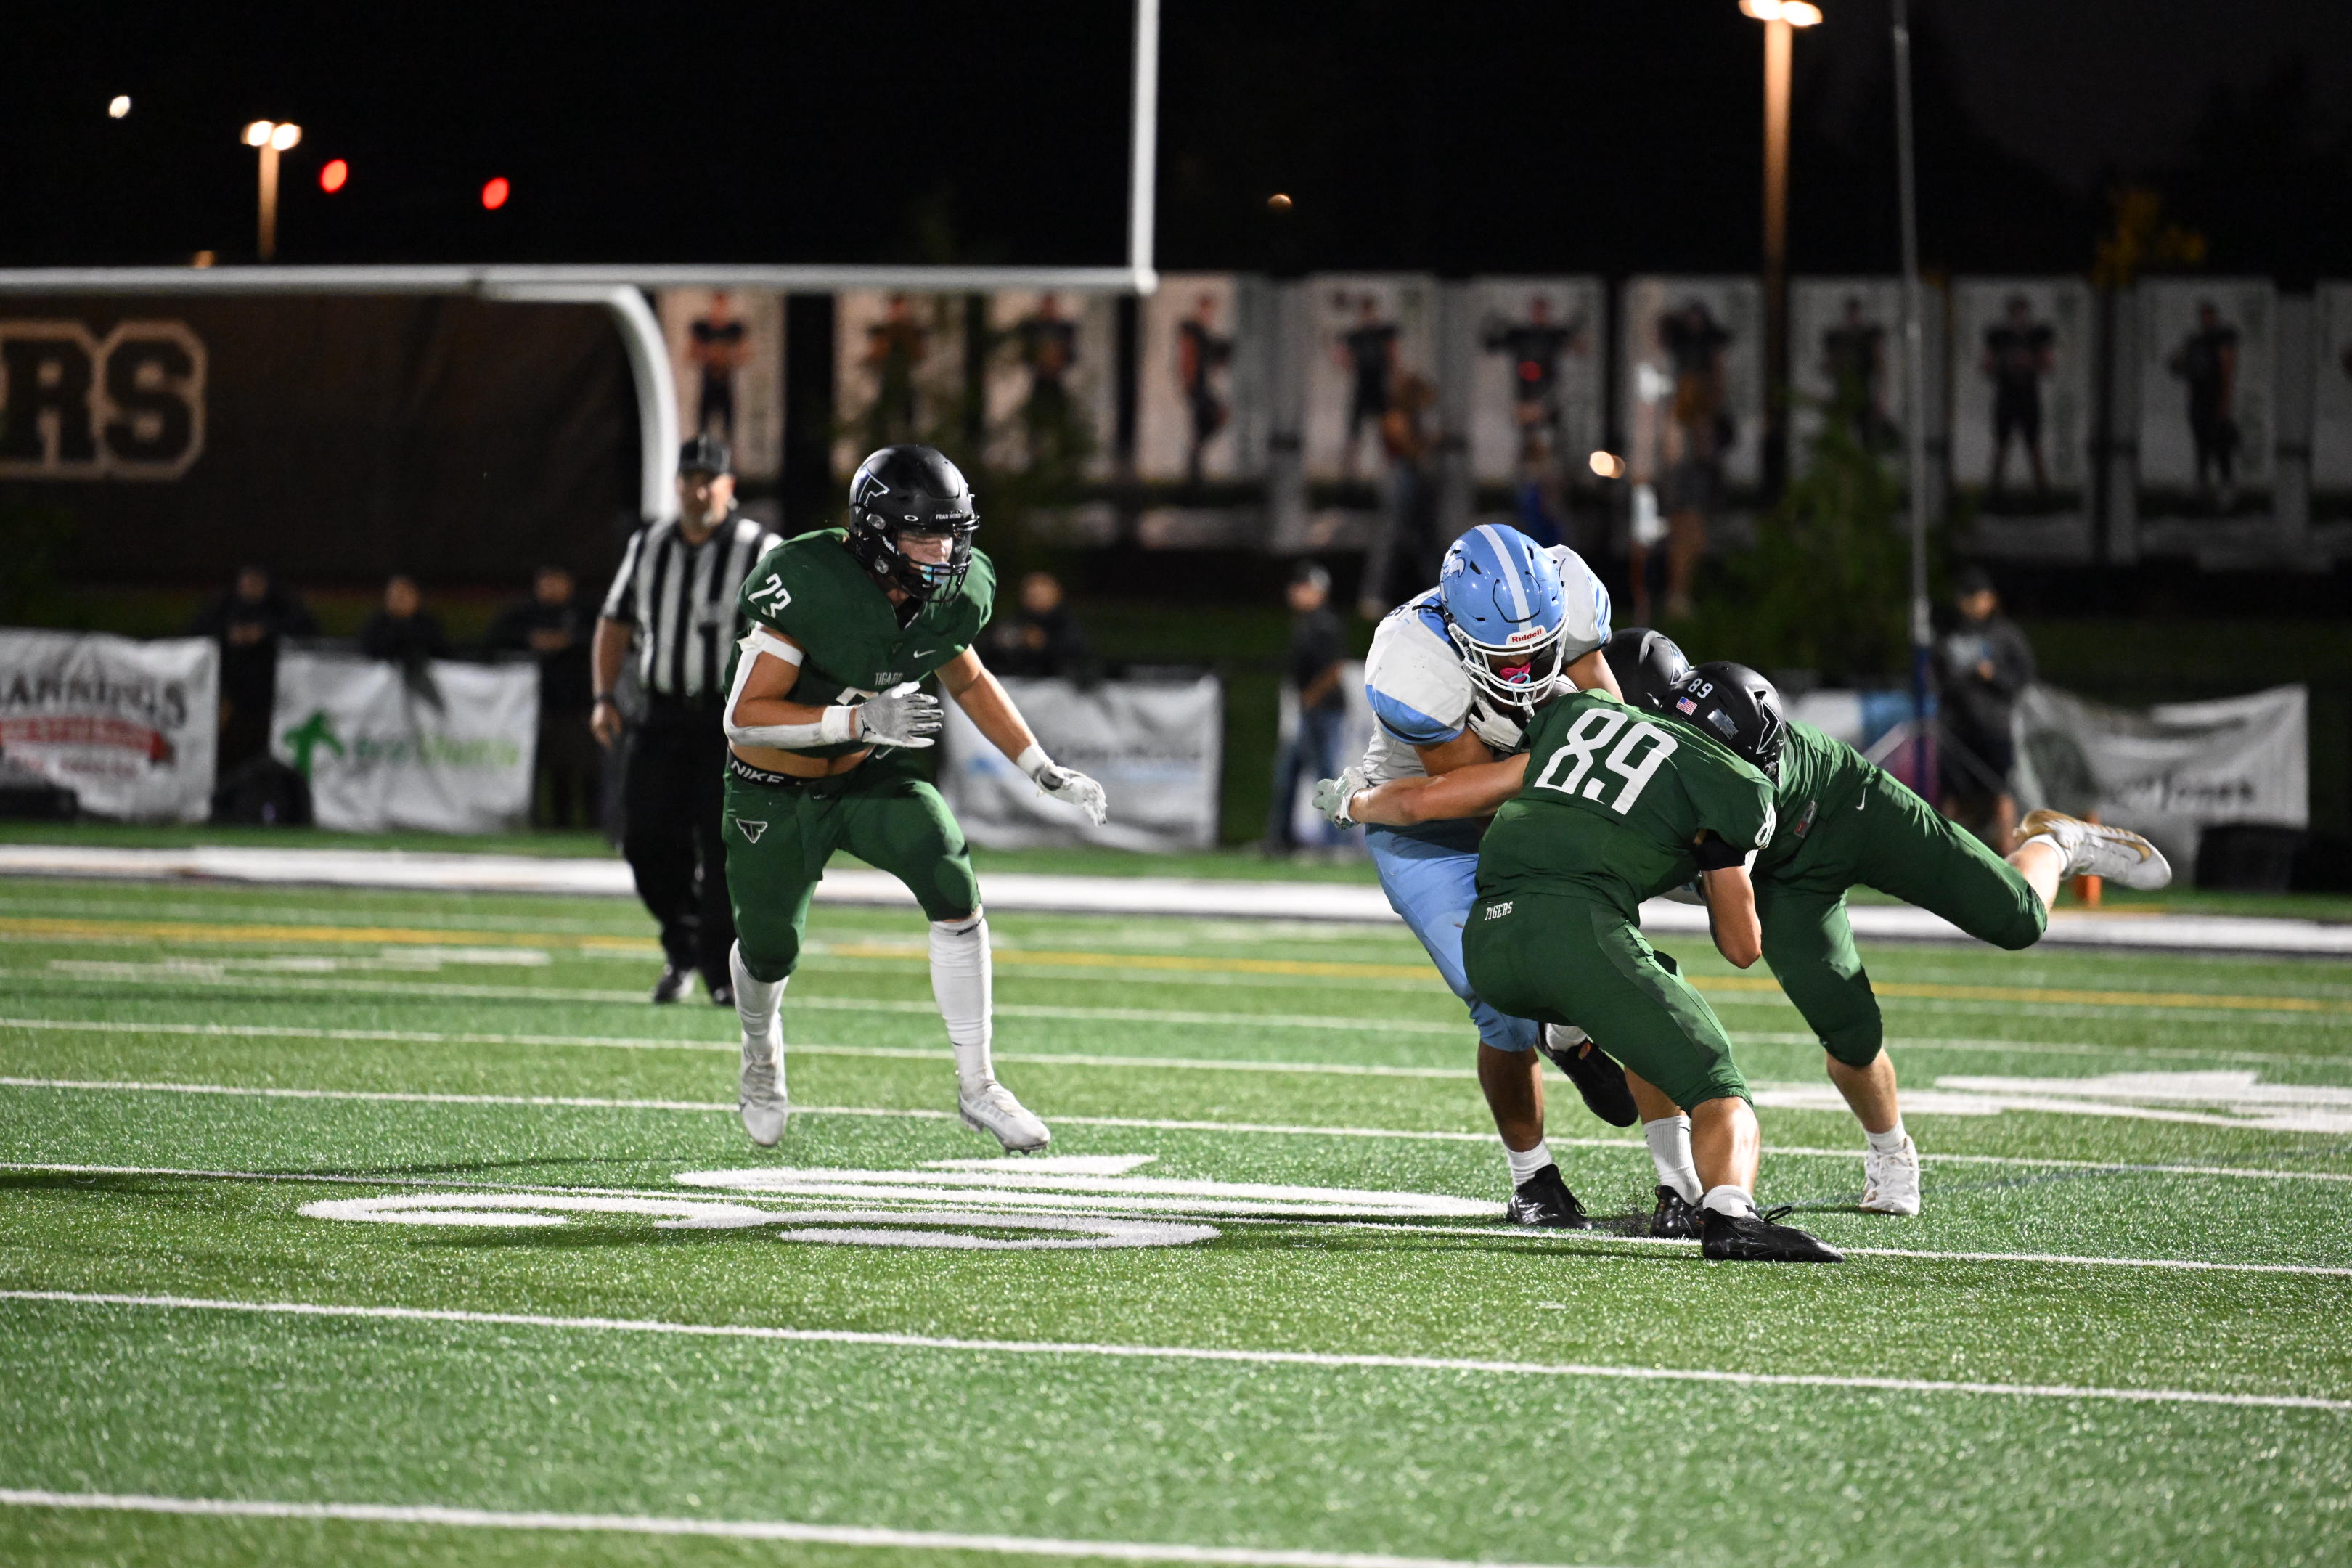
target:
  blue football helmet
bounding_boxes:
[1437,523,1569,709]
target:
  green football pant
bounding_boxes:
[1464,889,1751,1111]
[721,755,981,985]
[1757,762,2047,1067]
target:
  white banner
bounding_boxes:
[2014,683,2307,870]
[271,652,537,833]
[660,290,784,481]
[0,630,216,821]
[941,677,1222,852]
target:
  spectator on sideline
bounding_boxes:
[489,565,600,829]
[1936,565,2035,852]
[357,574,448,668]
[187,565,316,772]
[982,571,1089,679]
[592,434,780,1005]
[1265,560,1349,854]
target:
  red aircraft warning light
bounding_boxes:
[481,177,510,211]
[319,159,348,193]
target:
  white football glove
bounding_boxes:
[1465,693,1527,753]
[1016,745,1108,826]
[1312,764,1369,826]
[853,684,944,748]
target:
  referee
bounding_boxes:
[593,434,780,1003]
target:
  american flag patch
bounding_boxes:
[1675,696,1697,714]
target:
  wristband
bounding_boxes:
[817,706,859,747]
[1014,743,1054,783]
[592,695,618,710]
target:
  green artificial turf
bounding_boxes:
[3,871,2351,1567]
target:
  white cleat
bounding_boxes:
[1860,1135,1922,1216]
[959,1081,1050,1153]
[738,1037,788,1147]
[2017,809,2172,891]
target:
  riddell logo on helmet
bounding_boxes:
[1504,626,1549,647]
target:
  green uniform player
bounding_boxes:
[1330,668,1846,1262]
[1599,626,2174,1220]
[717,445,1108,1153]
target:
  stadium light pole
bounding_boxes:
[1741,0,1819,489]
[1892,0,1934,789]
[244,121,302,261]
[1128,0,1161,293]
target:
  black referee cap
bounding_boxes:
[679,433,732,476]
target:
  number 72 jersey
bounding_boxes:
[1475,690,1779,919]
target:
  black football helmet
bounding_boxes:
[1667,661,1787,779]
[1604,626,1690,715]
[846,444,979,602]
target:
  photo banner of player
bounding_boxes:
[270,651,537,834]
[1467,278,1605,487]
[1302,276,1438,483]
[2309,282,2352,509]
[984,291,1117,478]
[2136,278,2275,513]
[658,290,783,482]
[938,675,1222,852]
[1948,279,2094,507]
[0,629,217,821]
[1789,278,1943,473]
[1619,277,1764,492]
[1136,274,1267,483]
[833,291,967,480]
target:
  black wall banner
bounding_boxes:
[0,296,638,587]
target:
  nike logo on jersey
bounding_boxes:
[734,819,768,844]
[911,648,938,660]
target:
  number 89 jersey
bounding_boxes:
[1477,689,1777,919]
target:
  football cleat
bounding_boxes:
[1503,1164,1593,1229]
[2017,809,2173,891]
[651,961,693,1004]
[960,1082,1051,1153]
[1701,1205,1843,1262]
[708,982,735,1008]
[1860,1135,1923,1216]
[1537,1024,1638,1127]
[1649,1185,1702,1239]
[737,1037,788,1147]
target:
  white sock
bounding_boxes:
[1701,1183,1756,1218]
[729,942,786,1077]
[1643,1114,1702,1203]
[1504,1140,1553,1188]
[1866,1119,1910,1154]
[930,909,995,1097]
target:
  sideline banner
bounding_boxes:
[2013,683,2306,867]
[271,652,537,834]
[941,677,1222,852]
[0,629,216,820]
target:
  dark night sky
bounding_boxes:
[8,1,2350,279]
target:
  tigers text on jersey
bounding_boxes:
[1477,689,1776,918]
[599,512,780,701]
[729,528,995,759]
[1357,544,1611,789]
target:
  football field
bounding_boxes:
[3,870,2350,1567]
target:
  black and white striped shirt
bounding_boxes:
[599,513,780,701]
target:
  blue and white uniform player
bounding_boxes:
[1318,524,1636,1227]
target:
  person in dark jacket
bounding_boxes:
[1265,561,1350,853]
[981,571,1090,679]
[489,565,599,828]
[1935,565,2036,851]
[358,575,449,668]
[187,565,317,772]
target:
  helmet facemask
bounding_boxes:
[1447,619,1567,713]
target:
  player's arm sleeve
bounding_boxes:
[1545,546,1613,659]
[1365,651,1469,746]
[599,529,645,624]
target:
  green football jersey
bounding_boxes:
[1755,719,1876,877]
[1477,689,1778,917]
[729,528,995,759]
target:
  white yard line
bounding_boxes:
[0,1489,1613,1568]
[9,1076,2352,1182]
[3,1291,2345,1412]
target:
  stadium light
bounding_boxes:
[244,120,303,261]
[1589,451,1626,480]
[1743,0,1820,488]
[107,95,131,119]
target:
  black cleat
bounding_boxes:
[650,961,692,1004]
[1503,1164,1594,1229]
[1649,1185,1702,1239]
[1536,1026,1638,1127]
[1700,1205,1843,1262]
[708,982,735,1008]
